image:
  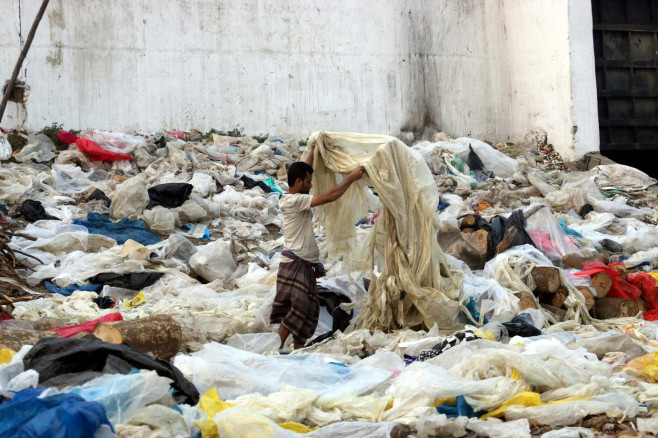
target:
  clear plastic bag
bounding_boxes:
[51,164,100,194]
[524,204,582,260]
[0,166,34,201]
[504,392,638,426]
[14,134,57,163]
[115,405,190,438]
[67,370,173,425]
[437,138,520,179]
[226,333,281,354]
[455,256,520,324]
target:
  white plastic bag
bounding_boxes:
[142,206,177,234]
[0,133,12,161]
[189,239,237,283]
[109,174,150,219]
[188,172,217,197]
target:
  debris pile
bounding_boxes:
[1,127,658,437]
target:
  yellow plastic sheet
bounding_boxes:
[627,351,658,383]
[124,291,147,308]
[431,397,457,407]
[196,388,236,438]
[278,422,319,433]
[199,388,235,418]
[0,348,15,365]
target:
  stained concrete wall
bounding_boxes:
[0,0,599,160]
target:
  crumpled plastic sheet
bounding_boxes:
[504,392,639,426]
[14,134,57,164]
[592,164,657,193]
[455,255,520,324]
[205,406,400,438]
[173,343,395,402]
[383,361,525,420]
[568,212,658,254]
[188,239,237,283]
[115,405,191,438]
[51,163,103,194]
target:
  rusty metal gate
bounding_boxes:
[592,0,658,153]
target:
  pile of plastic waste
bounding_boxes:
[1,128,658,437]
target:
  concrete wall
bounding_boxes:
[0,0,599,160]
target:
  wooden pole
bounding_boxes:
[0,0,50,123]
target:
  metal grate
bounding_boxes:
[592,0,658,151]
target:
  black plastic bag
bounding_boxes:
[147,183,193,209]
[468,144,494,182]
[23,336,199,405]
[86,189,112,207]
[19,200,58,222]
[501,313,542,337]
[305,287,352,347]
[87,272,163,290]
[240,175,273,193]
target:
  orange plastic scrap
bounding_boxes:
[627,351,658,383]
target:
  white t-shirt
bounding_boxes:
[279,193,320,263]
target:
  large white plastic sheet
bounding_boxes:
[173,343,394,402]
[307,131,462,331]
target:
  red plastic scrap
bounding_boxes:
[57,130,79,145]
[76,138,132,161]
[50,312,123,338]
[574,260,642,301]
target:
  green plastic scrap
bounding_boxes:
[600,189,625,198]
[264,177,284,197]
[451,156,465,173]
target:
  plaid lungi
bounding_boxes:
[270,259,319,342]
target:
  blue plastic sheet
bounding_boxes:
[462,296,489,324]
[44,282,103,296]
[264,176,284,197]
[0,390,112,438]
[435,395,485,418]
[558,219,583,238]
[73,212,160,245]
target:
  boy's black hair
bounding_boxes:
[288,161,313,186]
